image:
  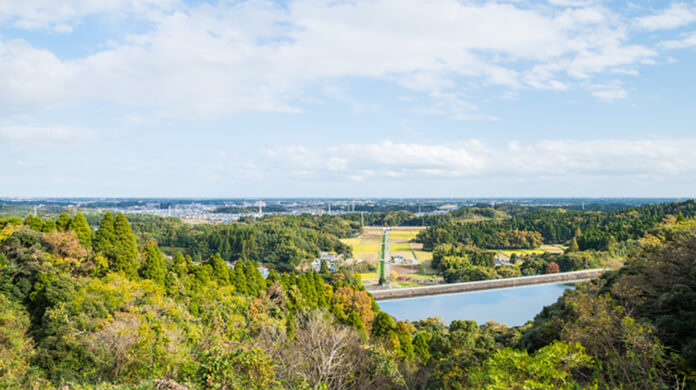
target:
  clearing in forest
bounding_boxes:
[341,226,383,261]
[343,226,438,283]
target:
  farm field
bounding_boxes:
[340,227,383,261]
[342,226,437,285]
[357,272,377,281]
[386,227,439,284]
[495,244,568,258]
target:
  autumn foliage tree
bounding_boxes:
[545,262,560,274]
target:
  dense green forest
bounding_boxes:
[418,200,696,250]
[123,214,357,271]
[1,205,696,388]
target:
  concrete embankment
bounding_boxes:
[371,269,606,301]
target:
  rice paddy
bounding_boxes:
[342,226,438,286]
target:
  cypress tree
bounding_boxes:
[233,261,248,295]
[286,311,296,338]
[243,261,258,295]
[112,213,139,277]
[568,236,579,252]
[267,269,280,285]
[210,253,230,286]
[348,311,367,341]
[171,252,187,276]
[42,219,56,233]
[25,215,44,232]
[56,212,72,231]
[677,212,686,223]
[320,259,330,275]
[94,212,116,254]
[314,272,327,307]
[257,266,267,291]
[140,241,167,284]
[70,212,92,248]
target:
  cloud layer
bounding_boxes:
[264,139,696,183]
[2,0,693,119]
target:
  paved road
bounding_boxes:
[379,228,390,281]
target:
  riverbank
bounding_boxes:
[370,269,606,300]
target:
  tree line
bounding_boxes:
[418,200,696,250]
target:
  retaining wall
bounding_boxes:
[371,269,606,301]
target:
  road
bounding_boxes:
[379,228,390,282]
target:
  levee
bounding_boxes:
[371,269,605,301]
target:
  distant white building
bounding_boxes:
[312,252,339,272]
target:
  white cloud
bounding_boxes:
[548,0,601,7]
[0,0,663,118]
[591,82,629,101]
[0,0,178,31]
[0,125,96,147]
[634,3,696,31]
[661,31,696,48]
[263,139,696,182]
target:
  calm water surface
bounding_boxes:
[378,282,575,326]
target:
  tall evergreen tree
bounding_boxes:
[313,272,327,307]
[209,253,230,286]
[267,269,280,285]
[24,215,44,232]
[139,241,167,284]
[568,236,579,253]
[112,213,139,276]
[69,212,92,248]
[94,212,116,254]
[243,260,266,296]
[233,261,248,295]
[41,219,56,233]
[172,252,188,277]
[320,259,330,275]
[55,212,72,231]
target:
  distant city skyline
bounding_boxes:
[2,0,696,197]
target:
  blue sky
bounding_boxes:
[1,0,695,198]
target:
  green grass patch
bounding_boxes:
[390,243,413,252]
[389,230,420,241]
[358,272,377,280]
[412,250,433,261]
[496,248,546,257]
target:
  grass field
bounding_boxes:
[497,248,547,256]
[390,243,413,252]
[388,230,420,241]
[496,245,568,257]
[412,250,433,261]
[357,272,378,280]
[340,232,382,261]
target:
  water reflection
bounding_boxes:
[378,282,576,326]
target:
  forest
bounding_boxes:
[1,203,695,388]
[418,200,696,250]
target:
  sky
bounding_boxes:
[1,0,695,198]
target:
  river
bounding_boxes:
[377,281,576,326]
